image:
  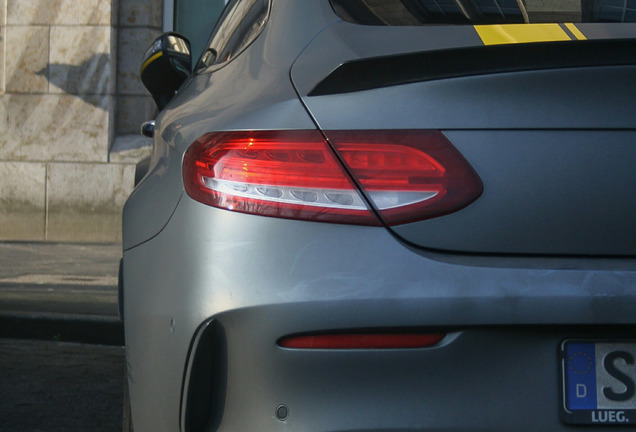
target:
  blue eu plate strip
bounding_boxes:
[566,342,597,410]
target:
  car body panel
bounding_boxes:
[126,196,636,431]
[193,315,635,431]
[290,21,636,256]
[290,20,636,97]
[123,0,636,430]
[122,0,337,249]
[395,129,636,256]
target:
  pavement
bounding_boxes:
[0,242,124,346]
[0,338,125,432]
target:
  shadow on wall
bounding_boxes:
[37,53,112,109]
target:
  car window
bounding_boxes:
[330,0,636,24]
[196,0,271,72]
[174,0,227,63]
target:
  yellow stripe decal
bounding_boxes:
[140,51,163,75]
[565,23,587,40]
[475,24,572,45]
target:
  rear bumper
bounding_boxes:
[184,307,636,431]
[124,197,636,431]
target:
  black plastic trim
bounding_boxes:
[184,320,228,432]
[117,258,124,321]
[308,39,636,96]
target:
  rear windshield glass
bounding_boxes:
[330,0,636,24]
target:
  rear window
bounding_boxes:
[330,0,636,24]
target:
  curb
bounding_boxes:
[0,312,124,346]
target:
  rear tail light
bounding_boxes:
[183,130,482,225]
[278,332,446,349]
[328,130,482,225]
[183,130,380,225]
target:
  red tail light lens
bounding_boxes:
[278,332,446,349]
[182,130,380,225]
[326,130,483,225]
[183,130,482,225]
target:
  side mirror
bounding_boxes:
[140,33,192,110]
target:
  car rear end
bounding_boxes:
[123,0,636,431]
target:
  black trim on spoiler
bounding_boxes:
[308,39,636,96]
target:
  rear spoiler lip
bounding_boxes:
[308,39,636,96]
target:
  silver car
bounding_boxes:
[122,0,636,430]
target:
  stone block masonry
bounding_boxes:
[0,0,161,242]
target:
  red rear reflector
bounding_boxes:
[326,130,483,225]
[183,130,482,225]
[278,333,445,349]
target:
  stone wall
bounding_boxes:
[0,0,161,242]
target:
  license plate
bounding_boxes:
[561,340,636,425]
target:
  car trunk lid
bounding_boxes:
[291,21,636,256]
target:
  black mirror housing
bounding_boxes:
[140,33,192,110]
